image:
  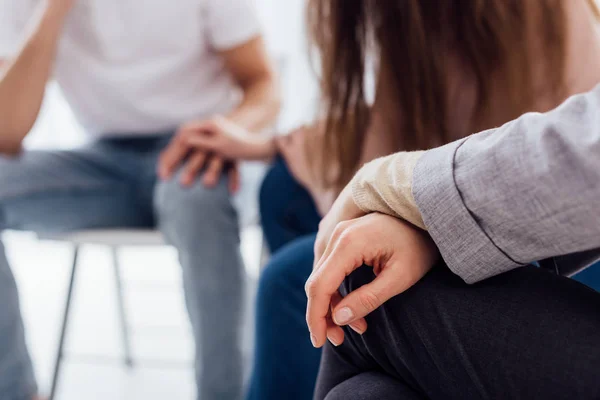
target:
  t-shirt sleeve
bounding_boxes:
[0,0,33,59]
[205,0,262,50]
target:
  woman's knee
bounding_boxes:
[256,236,315,313]
[324,372,421,400]
[259,157,290,222]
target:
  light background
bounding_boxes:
[5,0,316,398]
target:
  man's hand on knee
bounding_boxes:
[158,120,240,193]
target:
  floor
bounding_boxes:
[7,226,264,400]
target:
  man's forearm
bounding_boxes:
[0,2,69,153]
[226,74,281,133]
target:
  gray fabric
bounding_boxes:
[413,84,600,284]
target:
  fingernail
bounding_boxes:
[334,307,354,325]
[327,336,341,347]
[310,334,318,348]
[349,323,366,335]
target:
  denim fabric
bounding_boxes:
[0,135,244,400]
[247,157,322,400]
[573,262,600,291]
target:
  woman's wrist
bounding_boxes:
[244,136,278,161]
[310,187,336,217]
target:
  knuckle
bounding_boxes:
[305,310,314,327]
[304,278,319,296]
[332,222,346,238]
[358,291,381,313]
[337,228,356,247]
[314,238,324,253]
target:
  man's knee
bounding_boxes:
[154,170,238,246]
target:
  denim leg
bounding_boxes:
[259,157,321,253]
[0,147,153,400]
[247,234,322,400]
[154,169,243,400]
[573,261,600,291]
[0,242,36,400]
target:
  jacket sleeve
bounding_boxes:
[412,85,600,283]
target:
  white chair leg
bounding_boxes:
[49,245,80,400]
[111,246,134,368]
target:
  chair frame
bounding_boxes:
[41,228,267,400]
[48,243,134,400]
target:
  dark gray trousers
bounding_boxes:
[315,264,600,400]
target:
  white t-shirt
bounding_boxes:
[0,0,262,137]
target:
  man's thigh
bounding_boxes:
[318,264,600,400]
[0,147,152,232]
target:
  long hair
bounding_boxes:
[308,0,571,189]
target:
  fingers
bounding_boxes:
[313,221,350,272]
[331,267,398,327]
[186,131,217,151]
[326,291,345,346]
[202,156,224,187]
[306,229,362,347]
[180,151,207,187]
[228,164,241,194]
[158,134,189,180]
[349,317,368,335]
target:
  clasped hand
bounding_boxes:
[306,184,439,348]
[158,116,250,192]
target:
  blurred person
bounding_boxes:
[176,0,600,398]
[0,0,280,399]
[307,80,600,400]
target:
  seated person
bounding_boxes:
[0,0,280,399]
[178,0,600,398]
[307,83,600,399]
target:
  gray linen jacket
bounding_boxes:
[413,85,600,284]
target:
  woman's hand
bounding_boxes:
[276,125,314,189]
[277,124,338,215]
[306,213,439,348]
[158,116,273,191]
[184,116,276,161]
[313,183,365,266]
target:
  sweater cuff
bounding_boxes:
[351,151,426,229]
[412,139,524,284]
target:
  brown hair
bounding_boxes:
[308,0,570,189]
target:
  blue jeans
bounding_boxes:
[0,135,244,400]
[247,157,322,400]
[573,262,600,291]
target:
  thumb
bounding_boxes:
[182,119,219,134]
[186,133,218,150]
[331,267,399,326]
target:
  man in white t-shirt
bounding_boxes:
[0,0,280,399]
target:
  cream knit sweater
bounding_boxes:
[350,151,426,230]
